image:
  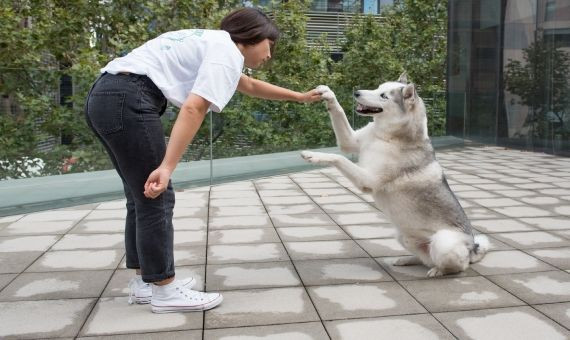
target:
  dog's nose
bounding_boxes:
[354,91,360,98]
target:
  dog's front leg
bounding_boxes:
[316,85,359,153]
[301,151,375,192]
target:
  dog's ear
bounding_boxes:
[398,72,408,84]
[403,83,416,105]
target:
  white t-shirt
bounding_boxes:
[101,29,244,112]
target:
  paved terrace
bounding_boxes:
[0,146,570,339]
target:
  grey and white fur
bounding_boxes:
[301,73,489,277]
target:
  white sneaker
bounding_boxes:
[128,276,195,305]
[151,279,223,313]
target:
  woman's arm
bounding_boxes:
[237,74,321,103]
[143,94,210,199]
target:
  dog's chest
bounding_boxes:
[357,139,399,172]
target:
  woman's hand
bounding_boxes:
[297,89,322,103]
[144,166,172,199]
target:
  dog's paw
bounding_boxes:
[316,85,336,101]
[426,267,444,278]
[301,151,333,165]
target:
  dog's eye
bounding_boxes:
[380,93,388,99]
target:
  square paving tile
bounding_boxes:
[207,243,289,264]
[209,190,258,199]
[329,212,388,225]
[356,238,411,257]
[270,213,335,227]
[519,217,570,230]
[325,314,456,340]
[0,299,95,339]
[285,240,368,260]
[491,206,553,218]
[204,322,329,340]
[78,330,202,339]
[209,197,263,207]
[173,230,206,247]
[307,282,425,320]
[0,270,112,301]
[172,246,206,266]
[206,261,300,291]
[265,204,323,215]
[18,210,91,222]
[0,273,16,290]
[400,276,524,312]
[261,196,313,205]
[173,206,208,218]
[0,220,77,236]
[342,224,396,239]
[80,297,203,336]
[173,217,207,231]
[527,247,570,269]
[470,219,537,233]
[0,251,43,273]
[51,233,124,250]
[83,210,127,220]
[434,306,570,340]
[258,189,306,197]
[209,205,266,217]
[471,198,524,207]
[0,235,61,252]
[464,207,505,219]
[470,250,555,275]
[208,215,273,230]
[533,302,570,330]
[320,203,378,213]
[69,219,125,234]
[492,231,570,249]
[204,287,319,329]
[294,258,392,285]
[27,249,124,272]
[487,270,570,304]
[277,225,349,241]
[208,228,280,244]
[312,195,363,204]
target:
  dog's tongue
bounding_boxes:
[356,104,364,111]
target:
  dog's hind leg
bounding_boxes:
[300,151,375,192]
[316,85,359,153]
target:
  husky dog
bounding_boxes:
[301,73,489,277]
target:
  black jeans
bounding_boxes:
[85,72,175,283]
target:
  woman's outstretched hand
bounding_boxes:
[297,89,322,103]
[144,167,172,199]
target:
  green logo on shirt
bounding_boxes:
[160,29,204,50]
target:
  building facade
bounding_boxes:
[447,0,570,156]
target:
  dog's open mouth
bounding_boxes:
[356,104,383,115]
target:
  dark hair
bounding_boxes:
[220,8,279,47]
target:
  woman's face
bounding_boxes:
[239,39,273,69]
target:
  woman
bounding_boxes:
[85,8,320,313]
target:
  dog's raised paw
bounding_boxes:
[301,151,330,165]
[301,151,317,163]
[316,85,335,101]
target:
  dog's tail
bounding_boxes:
[469,234,490,263]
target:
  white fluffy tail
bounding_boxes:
[470,234,490,263]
